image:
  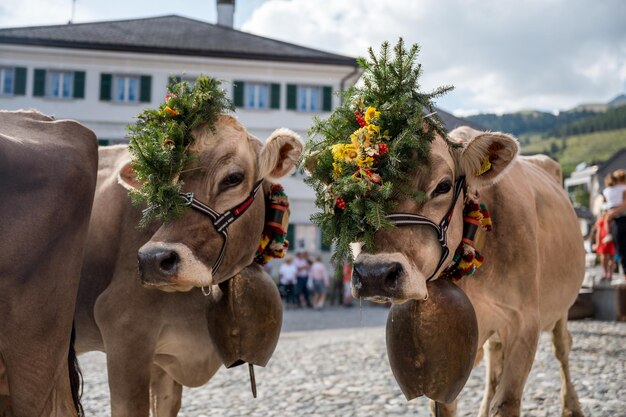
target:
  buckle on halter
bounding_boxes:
[181,192,195,206]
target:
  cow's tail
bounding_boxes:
[68,324,84,417]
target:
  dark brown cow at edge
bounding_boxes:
[0,110,98,417]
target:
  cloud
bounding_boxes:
[243,0,626,114]
[0,0,95,27]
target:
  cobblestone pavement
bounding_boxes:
[80,307,625,416]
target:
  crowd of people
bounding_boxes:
[593,168,626,282]
[272,251,354,309]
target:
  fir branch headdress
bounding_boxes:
[303,39,454,263]
[127,75,234,226]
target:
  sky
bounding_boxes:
[1,0,624,116]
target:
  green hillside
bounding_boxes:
[466,109,597,136]
[520,128,626,177]
[550,104,626,137]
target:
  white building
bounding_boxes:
[0,9,360,253]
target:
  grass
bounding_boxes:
[520,128,626,177]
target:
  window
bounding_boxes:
[233,81,280,110]
[286,84,332,112]
[0,67,14,95]
[48,71,73,99]
[245,83,270,109]
[33,69,84,99]
[0,67,26,96]
[113,75,139,103]
[297,85,320,112]
[100,73,151,103]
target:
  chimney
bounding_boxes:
[217,0,235,28]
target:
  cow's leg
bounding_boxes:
[488,322,540,417]
[96,293,159,417]
[478,336,504,417]
[429,399,457,416]
[149,365,183,417]
[551,317,584,417]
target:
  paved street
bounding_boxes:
[80,306,625,416]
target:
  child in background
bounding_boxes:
[594,205,616,281]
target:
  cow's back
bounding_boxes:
[0,110,97,416]
[462,156,584,333]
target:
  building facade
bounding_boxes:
[0,14,360,253]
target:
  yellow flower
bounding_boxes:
[332,162,343,179]
[343,144,359,163]
[364,106,380,124]
[367,124,380,134]
[331,144,346,161]
[357,156,374,168]
[331,144,359,164]
[350,126,372,148]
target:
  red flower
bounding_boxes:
[165,93,176,103]
[378,143,388,156]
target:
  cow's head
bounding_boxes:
[351,126,518,303]
[120,115,302,292]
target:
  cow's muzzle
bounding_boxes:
[137,247,180,285]
[352,253,428,302]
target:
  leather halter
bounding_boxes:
[179,180,264,278]
[386,176,465,282]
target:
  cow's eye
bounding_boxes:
[431,179,452,197]
[219,172,244,191]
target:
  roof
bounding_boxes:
[435,107,484,131]
[0,15,357,66]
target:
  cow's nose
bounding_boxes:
[352,260,404,299]
[137,248,180,281]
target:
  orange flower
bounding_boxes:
[164,106,179,117]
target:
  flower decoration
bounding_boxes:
[303,39,455,263]
[127,75,234,226]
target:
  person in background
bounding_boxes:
[342,262,353,307]
[593,204,616,281]
[294,251,312,308]
[278,255,297,308]
[606,169,626,280]
[309,256,330,309]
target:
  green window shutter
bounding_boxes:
[233,80,244,107]
[33,69,46,97]
[13,67,26,95]
[320,229,331,252]
[286,224,295,252]
[73,71,85,99]
[322,86,332,111]
[270,83,280,109]
[139,75,152,103]
[286,84,297,110]
[100,73,112,101]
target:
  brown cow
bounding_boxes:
[74,115,301,416]
[0,110,97,417]
[350,126,585,417]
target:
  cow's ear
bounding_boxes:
[457,131,519,189]
[117,160,143,191]
[258,128,303,180]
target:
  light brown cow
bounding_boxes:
[74,115,301,416]
[0,110,98,417]
[351,127,585,417]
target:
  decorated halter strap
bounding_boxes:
[180,179,264,277]
[441,200,492,280]
[386,176,466,281]
[254,184,290,265]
